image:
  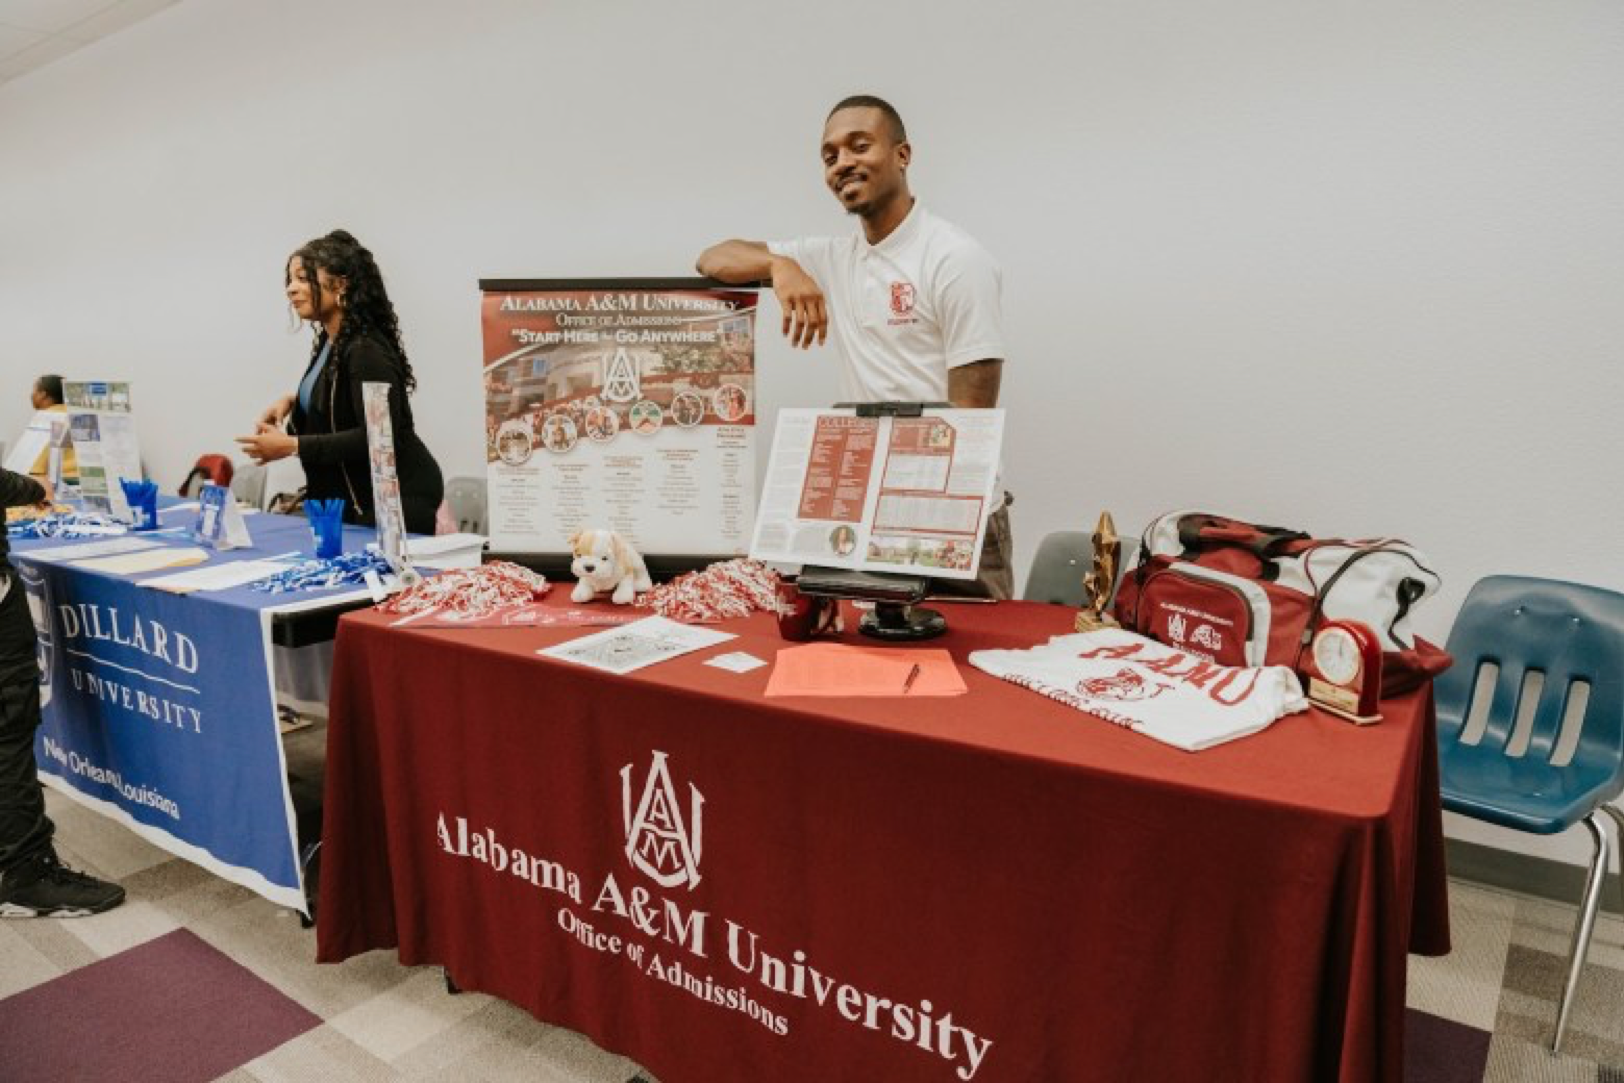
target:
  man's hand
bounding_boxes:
[771,256,827,349]
[235,429,298,465]
[33,475,55,509]
[696,240,827,348]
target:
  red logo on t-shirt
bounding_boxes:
[890,282,916,317]
[1077,667,1169,702]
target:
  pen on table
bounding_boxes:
[902,663,921,694]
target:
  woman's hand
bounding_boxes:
[257,394,295,430]
[235,428,298,465]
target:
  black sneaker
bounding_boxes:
[0,853,126,918]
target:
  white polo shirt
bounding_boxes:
[769,202,1006,404]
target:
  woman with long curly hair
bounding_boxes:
[237,230,444,534]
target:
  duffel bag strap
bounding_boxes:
[1117,524,1157,627]
[1175,515,1309,581]
[1302,541,1438,649]
[1176,515,1309,560]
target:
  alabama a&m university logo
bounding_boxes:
[601,346,642,403]
[621,750,704,890]
[1166,612,1187,644]
[889,281,916,318]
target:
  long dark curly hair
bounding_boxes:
[286,230,416,391]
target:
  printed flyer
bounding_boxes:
[479,281,760,557]
[750,407,1005,579]
[63,380,143,521]
[362,381,409,571]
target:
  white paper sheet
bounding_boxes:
[537,616,734,675]
[139,559,296,594]
[74,546,211,576]
[405,532,486,570]
[21,537,161,563]
[704,651,768,673]
[2,413,52,473]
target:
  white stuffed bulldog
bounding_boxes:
[569,528,652,605]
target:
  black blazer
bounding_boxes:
[289,332,444,534]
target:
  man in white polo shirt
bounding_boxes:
[697,94,1013,598]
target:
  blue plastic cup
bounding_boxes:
[306,499,346,559]
[119,478,159,530]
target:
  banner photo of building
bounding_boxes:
[479,280,760,558]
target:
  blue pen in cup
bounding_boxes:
[306,499,346,559]
[118,478,160,530]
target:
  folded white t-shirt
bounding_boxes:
[968,628,1308,752]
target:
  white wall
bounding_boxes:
[4,1,1622,862]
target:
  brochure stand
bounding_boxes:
[795,564,944,641]
[795,402,949,642]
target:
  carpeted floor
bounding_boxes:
[1405,869,1624,1082]
[0,928,320,1083]
[3,769,1623,1081]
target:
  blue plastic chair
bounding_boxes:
[1436,575,1624,1052]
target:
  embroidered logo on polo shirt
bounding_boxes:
[889,282,916,321]
[621,750,705,890]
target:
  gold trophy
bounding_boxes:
[1074,511,1123,632]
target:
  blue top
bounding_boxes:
[297,340,333,415]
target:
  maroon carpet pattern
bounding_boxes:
[0,927,319,1082]
[1406,1008,1494,1083]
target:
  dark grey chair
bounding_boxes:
[444,475,488,535]
[1022,529,1138,608]
[229,461,267,510]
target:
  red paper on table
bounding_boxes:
[764,643,967,697]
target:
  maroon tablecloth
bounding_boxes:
[317,599,1448,1082]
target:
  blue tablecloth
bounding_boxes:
[9,501,379,911]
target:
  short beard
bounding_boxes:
[840,192,877,218]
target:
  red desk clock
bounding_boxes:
[1303,619,1383,725]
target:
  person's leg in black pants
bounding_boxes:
[0,572,124,917]
[0,574,53,870]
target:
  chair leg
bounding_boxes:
[1553,810,1614,1054]
[1604,804,1624,913]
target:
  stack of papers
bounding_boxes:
[765,644,966,697]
